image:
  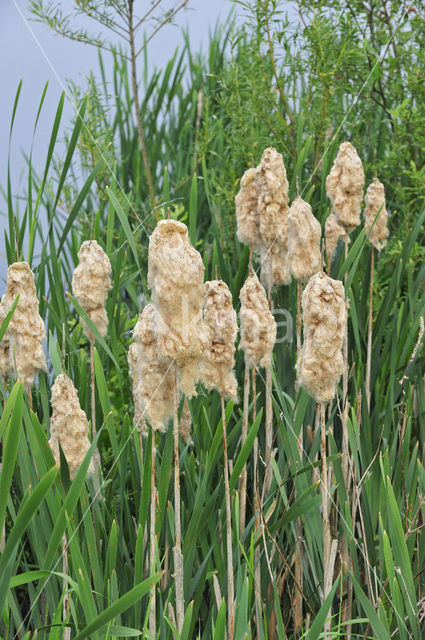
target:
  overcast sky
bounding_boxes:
[0,0,240,192]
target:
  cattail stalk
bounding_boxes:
[221,394,235,639]
[366,247,374,412]
[90,341,96,442]
[253,435,262,638]
[62,534,70,640]
[296,281,302,354]
[320,403,331,637]
[149,430,157,637]
[264,275,274,496]
[173,377,184,632]
[294,428,303,633]
[239,361,250,535]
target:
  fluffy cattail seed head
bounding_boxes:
[179,398,193,445]
[296,272,346,403]
[326,141,365,232]
[201,279,238,400]
[235,168,262,250]
[287,196,321,281]
[148,219,208,398]
[72,240,112,342]
[325,213,349,266]
[129,304,174,433]
[364,178,389,251]
[239,273,276,368]
[0,261,47,389]
[259,236,291,289]
[256,146,289,246]
[48,373,94,479]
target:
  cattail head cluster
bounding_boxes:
[364,177,389,251]
[325,213,349,266]
[72,240,112,342]
[201,279,238,400]
[239,273,276,368]
[48,373,94,479]
[296,272,346,403]
[129,304,174,433]
[287,196,321,281]
[148,219,208,397]
[326,141,365,232]
[0,261,47,389]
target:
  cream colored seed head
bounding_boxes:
[325,141,365,232]
[325,213,349,266]
[0,262,47,389]
[72,240,112,342]
[256,147,289,245]
[148,219,208,398]
[235,167,262,250]
[48,373,94,479]
[129,304,174,433]
[296,272,346,403]
[179,398,193,445]
[364,177,389,251]
[259,235,291,290]
[239,273,276,368]
[201,280,238,400]
[287,196,321,281]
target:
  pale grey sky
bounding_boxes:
[0,0,240,190]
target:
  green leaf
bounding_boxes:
[0,383,23,537]
[230,409,262,491]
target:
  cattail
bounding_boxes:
[129,304,174,433]
[239,273,276,369]
[72,240,112,342]
[296,272,346,403]
[325,214,349,266]
[179,398,193,445]
[326,141,365,232]
[48,373,94,479]
[201,280,238,400]
[259,236,292,289]
[287,196,321,281]
[364,177,389,251]
[148,219,208,398]
[235,167,262,250]
[256,147,289,245]
[0,262,46,389]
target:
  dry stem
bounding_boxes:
[254,436,262,639]
[149,429,157,637]
[221,394,235,640]
[239,361,250,535]
[296,281,302,354]
[294,428,303,633]
[320,403,331,637]
[264,276,274,495]
[62,533,70,640]
[173,376,184,632]
[366,247,374,412]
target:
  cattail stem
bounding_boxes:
[366,247,374,412]
[239,361,250,534]
[253,436,262,638]
[149,429,157,637]
[221,394,235,640]
[28,391,33,412]
[264,276,274,495]
[294,428,303,633]
[296,281,302,354]
[90,341,96,442]
[62,533,70,640]
[173,376,184,632]
[320,403,331,637]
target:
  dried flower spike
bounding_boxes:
[201,280,238,400]
[296,272,346,403]
[256,147,289,245]
[129,304,174,433]
[48,373,94,479]
[259,236,292,289]
[325,214,349,266]
[148,219,208,398]
[287,196,321,281]
[72,240,112,342]
[239,273,276,368]
[326,141,365,232]
[0,261,47,389]
[364,177,389,251]
[235,167,262,250]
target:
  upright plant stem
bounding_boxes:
[295,279,303,631]
[320,403,331,638]
[149,429,157,637]
[239,360,250,535]
[264,275,274,495]
[173,377,184,632]
[296,280,302,354]
[253,435,262,639]
[90,341,96,442]
[128,0,156,210]
[366,247,374,412]
[221,394,235,640]
[62,533,70,640]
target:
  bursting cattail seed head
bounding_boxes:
[259,237,291,289]
[364,177,389,251]
[179,398,193,445]
[326,141,365,232]
[287,196,321,281]
[72,240,112,342]
[0,261,47,389]
[256,147,289,245]
[235,168,262,250]
[129,304,174,433]
[48,373,94,479]
[148,219,208,398]
[239,273,276,369]
[201,280,238,400]
[325,213,349,266]
[296,272,346,403]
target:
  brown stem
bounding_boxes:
[173,377,184,632]
[296,280,302,355]
[128,0,156,210]
[264,275,274,495]
[366,247,374,412]
[294,427,303,633]
[253,437,262,639]
[221,394,234,640]
[320,403,331,638]
[90,341,96,442]
[149,429,157,637]
[240,361,250,535]
[62,534,71,640]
